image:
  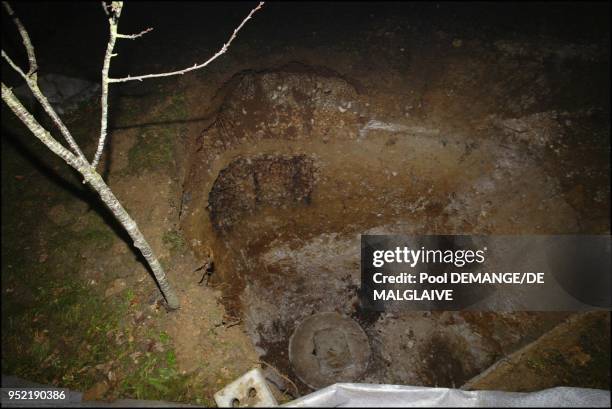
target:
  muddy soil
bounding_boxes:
[179,56,608,392]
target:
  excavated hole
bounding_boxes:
[180,63,573,393]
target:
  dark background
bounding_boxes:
[2,2,610,84]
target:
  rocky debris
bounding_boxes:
[180,63,368,256]
[495,111,565,148]
[208,154,316,232]
[358,119,440,138]
[211,63,363,150]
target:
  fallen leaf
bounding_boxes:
[153,341,164,353]
[83,381,109,401]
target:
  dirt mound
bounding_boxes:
[215,62,363,144]
[180,63,368,259]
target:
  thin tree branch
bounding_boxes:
[2,82,83,169]
[91,1,122,169]
[2,7,88,163]
[2,1,37,77]
[116,27,153,39]
[108,1,264,83]
[101,1,109,16]
[2,81,180,310]
[1,49,26,77]
[3,49,88,163]
[92,1,263,171]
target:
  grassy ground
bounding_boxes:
[1,87,217,405]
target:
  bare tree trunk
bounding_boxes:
[2,83,180,309]
[2,0,264,311]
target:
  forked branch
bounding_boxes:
[116,27,153,39]
[91,1,264,170]
[108,1,264,83]
[2,1,36,76]
[2,1,265,310]
[2,1,88,163]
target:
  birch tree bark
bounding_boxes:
[2,83,180,309]
[2,1,264,311]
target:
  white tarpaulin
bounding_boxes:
[283,383,610,407]
[3,375,609,407]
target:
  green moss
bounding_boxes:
[162,230,186,255]
[523,315,610,389]
[123,92,188,175]
[125,289,135,303]
[126,127,175,174]
[80,227,114,249]
[571,316,611,389]
[159,331,171,344]
[159,94,188,122]
[42,220,114,274]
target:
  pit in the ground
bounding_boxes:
[180,63,578,393]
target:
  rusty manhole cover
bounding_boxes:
[289,312,371,389]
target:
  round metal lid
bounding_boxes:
[289,312,371,389]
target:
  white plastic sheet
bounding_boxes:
[283,383,610,407]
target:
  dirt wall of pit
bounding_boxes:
[176,63,594,392]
